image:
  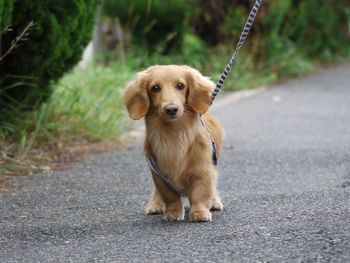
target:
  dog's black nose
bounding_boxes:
[164,104,179,117]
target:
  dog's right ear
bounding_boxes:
[123,72,149,120]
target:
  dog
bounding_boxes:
[124,65,224,222]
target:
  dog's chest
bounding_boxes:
[148,129,195,177]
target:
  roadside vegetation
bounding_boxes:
[1,0,349,176]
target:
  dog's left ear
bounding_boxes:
[185,66,214,114]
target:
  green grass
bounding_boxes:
[10,62,132,145]
[46,63,132,142]
[0,62,134,175]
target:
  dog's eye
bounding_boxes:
[151,84,161,93]
[176,83,185,90]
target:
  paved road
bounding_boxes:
[1,64,350,262]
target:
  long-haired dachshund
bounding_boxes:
[124,65,224,222]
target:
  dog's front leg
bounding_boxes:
[151,172,184,221]
[188,169,217,222]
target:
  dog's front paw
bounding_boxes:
[146,203,164,215]
[190,209,212,222]
[164,210,184,221]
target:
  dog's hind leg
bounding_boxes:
[210,191,223,211]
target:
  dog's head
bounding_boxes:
[124,65,214,121]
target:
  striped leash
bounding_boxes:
[211,0,263,103]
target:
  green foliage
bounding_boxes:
[0,0,14,32]
[0,0,99,111]
[196,0,350,71]
[224,6,247,42]
[103,0,189,54]
[285,0,350,58]
[46,63,130,140]
[0,62,132,149]
[128,33,208,69]
[181,33,208,68]
[0,62,131,176]
[260,0,292,64]
[256,0,350,63]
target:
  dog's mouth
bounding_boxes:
[163,114,180,122]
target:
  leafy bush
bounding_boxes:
[285,0,350,58]
[103,0,189,54]
[0,0,99,111]
[0,62,131,176]
[0,62,131,149]
[195,0,350,61]
[0,0,14,32]
[45,63,130,140]
[259,0,292,64]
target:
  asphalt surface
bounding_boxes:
[1,64,350,262]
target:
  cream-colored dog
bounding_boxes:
[124,65,224,222]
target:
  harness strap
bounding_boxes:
[145,154,188,196]
[211,0,263,103]
[212,141,218,166]
[199,117,218,166]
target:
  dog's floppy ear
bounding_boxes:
[124,71,149,120]
[185,66,214,114]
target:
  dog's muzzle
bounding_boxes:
[164,103,179,118]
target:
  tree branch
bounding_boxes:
[0,21,35,63]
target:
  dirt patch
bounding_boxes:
[0,137,134,192]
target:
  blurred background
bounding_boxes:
[1,0,350,175]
